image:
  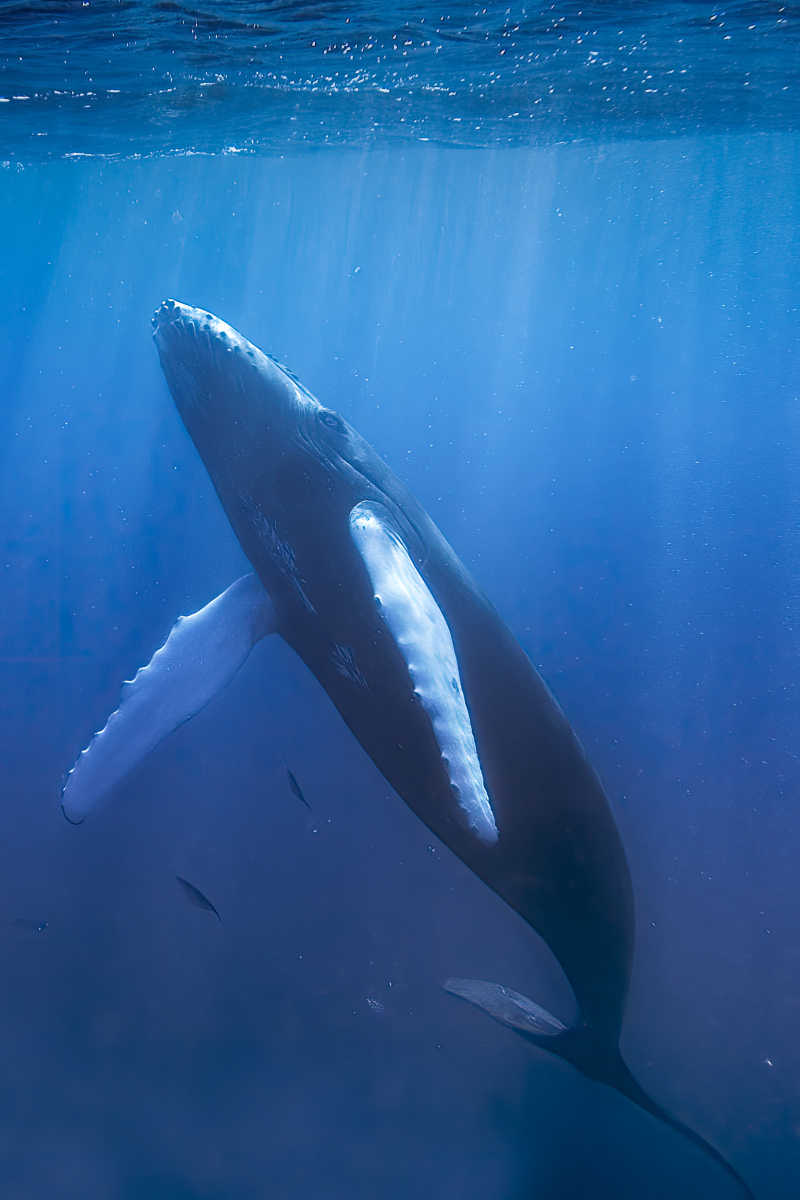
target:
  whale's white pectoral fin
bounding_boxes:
[62,573,275,823]
[349,502,498,846]
[443,978,566,1037]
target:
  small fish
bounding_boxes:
[9,919,48,933]
[176,876,221,921]
[284,765,311,811]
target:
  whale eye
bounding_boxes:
[317,408,345,433]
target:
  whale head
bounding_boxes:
[151,299,361,499]
[152,299,320,443]
[151,299,389,607]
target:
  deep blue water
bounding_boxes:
[1,5,799,1199]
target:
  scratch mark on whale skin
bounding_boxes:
[239,491,315,614]
[330,642,368,688]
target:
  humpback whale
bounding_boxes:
[63,300,752,1197]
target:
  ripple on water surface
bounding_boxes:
[0,1,799,158]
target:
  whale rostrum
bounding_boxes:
[62,300,753,1198]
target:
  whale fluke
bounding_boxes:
[444,978,755,1199]
[443,977,566,1037]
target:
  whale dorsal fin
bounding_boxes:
[62,573,274,823]
[349,502,498,846]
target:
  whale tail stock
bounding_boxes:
[545,1026,754,1199]
[443,979,754,1199]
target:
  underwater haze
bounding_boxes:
[1,3,800,1199]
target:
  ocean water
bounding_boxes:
[1,3,799,1199]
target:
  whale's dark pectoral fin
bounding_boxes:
[61,573,275,824]
[443,978,755,1199]
[443,977,566,1037]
